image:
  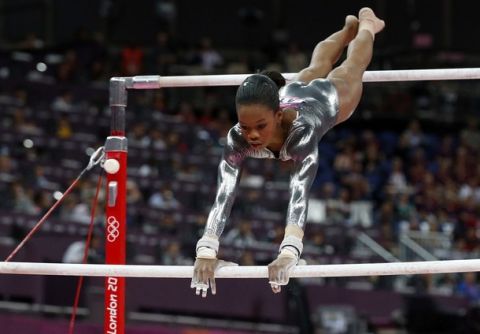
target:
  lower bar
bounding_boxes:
[1,259,480,278]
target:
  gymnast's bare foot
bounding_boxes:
[344,15,359,41]
[359,7,385,35]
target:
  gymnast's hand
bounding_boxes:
[191,257,238,298]
[267,251,299,293]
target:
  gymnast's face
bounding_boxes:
[237,104,282,149]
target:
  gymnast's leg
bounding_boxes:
[327,7,385,124]
[295,15,359,84]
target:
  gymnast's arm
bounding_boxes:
[197,129,244,252]
[191,129,244,297]
[284,126,320,247]
[268,126,320,292]
[198,153,243,247]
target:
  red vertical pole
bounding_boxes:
[104,78,128,334]
[104,146,127,334]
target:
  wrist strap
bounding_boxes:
[196,235,219,257]
[196,247,217,259]
[279,246,299,259]
[279,235,303,258]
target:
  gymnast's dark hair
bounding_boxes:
[235,70,286,111]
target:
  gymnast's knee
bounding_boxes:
[298,64,332,82]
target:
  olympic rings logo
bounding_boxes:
[106,216,120,243]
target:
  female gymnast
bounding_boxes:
[191,7,385,297]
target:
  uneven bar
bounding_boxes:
[1,259,480,278]
[124,68,480,89]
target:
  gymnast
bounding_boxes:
[191,7,385,297]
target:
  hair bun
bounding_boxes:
[260,70,286,89]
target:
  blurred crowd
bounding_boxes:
[0,28,480,305]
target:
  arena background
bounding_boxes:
[0,0,480,333]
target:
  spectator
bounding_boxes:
[152,31,177,74]
[149,128,167,150]
[224,220,258,248]
[334,141,357,174]
[62,234,104,264]
[159,213,178,236]
[51,91,76,113]
[16,32,45,50]
[198,37,223,73]
[304,229,335,256]
[13,107,41,135]
[387,157,410,195]
[129,123,150,148]
[284,42,307,72]
[56,115,73,139]
[325,188,352,224]
[121,44,144,76]
[148,185,180,210]
[455,272,480,305]
[460,119,480,153]
[0,154,16,183]
[159,240,192,265]
[399,119,425,150]
[56,50,79,82]
[395,193,417,223]
[239,250,256,265]
[12,182,37,214]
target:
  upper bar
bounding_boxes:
[363,68,480,82]
[123,68,480,89]
[1,259,480,278]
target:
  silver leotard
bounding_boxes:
[203,79,339,238]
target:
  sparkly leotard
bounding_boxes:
[203,79,339,238]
